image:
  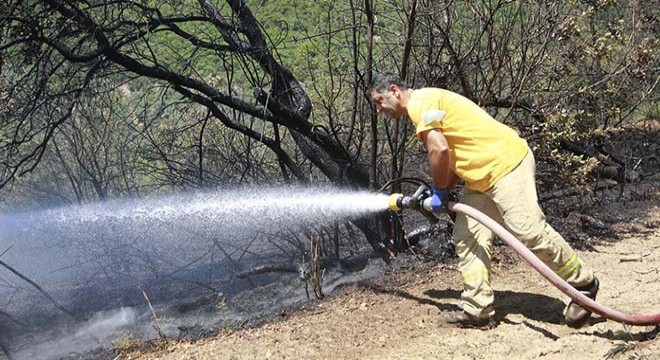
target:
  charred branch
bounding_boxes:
[173,84,309,183]
[0,258,77,320]
[560,140,625,183]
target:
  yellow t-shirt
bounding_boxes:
[407,88,528,192]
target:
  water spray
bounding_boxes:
[388,185,660,326]
[0,186,396,359]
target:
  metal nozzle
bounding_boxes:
[388,185,438,222]
[388,193,417,212]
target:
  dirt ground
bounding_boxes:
[128,199,660,360]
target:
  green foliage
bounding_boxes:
[399,0,658,193]
[543,121,602,190]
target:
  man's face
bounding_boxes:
[370,86,404,119]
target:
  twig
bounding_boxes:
[620,252,654,262]
[139,287,165,339]
[0,259,76,319]
[236,264,298,278]
[632,268,658,275]
[0,245,13,258]
[300,252,310,300]
[0,337,13,360]
[310,235,324,300]
[0,309,30,328]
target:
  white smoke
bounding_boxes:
[13,307,138,360]
[75,307,137,337]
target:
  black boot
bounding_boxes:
[565,277,599,328]
[441,311,495,328]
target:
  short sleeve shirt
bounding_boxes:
[407,88,528,192]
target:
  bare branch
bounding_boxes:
[0,258,76,319]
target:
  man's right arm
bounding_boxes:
[420,129,453,189]
[447,170,461,189]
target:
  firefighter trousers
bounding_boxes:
[452,149,594,319]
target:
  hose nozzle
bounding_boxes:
[388,193,417,212]
[388,184,432,213]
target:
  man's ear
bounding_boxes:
[388,84,399,97]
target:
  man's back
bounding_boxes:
[407,88,528,191]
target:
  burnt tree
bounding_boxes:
[0,1,393,255]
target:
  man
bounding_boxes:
[369,73,599,328]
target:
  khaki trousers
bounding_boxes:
[453,149,594,319]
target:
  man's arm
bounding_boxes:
[420,129,454,189]
[447,170,461,189]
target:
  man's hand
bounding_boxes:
[429,188,448,213]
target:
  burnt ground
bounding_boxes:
[119,190,660,360]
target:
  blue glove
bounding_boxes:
[430,188,448,213]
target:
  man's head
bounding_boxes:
[369,73,410,119]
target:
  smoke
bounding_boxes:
[75,307,137,338]
[12,308,138,360]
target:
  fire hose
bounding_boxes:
[388,189,660,326]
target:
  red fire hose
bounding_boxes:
[449,201,660,326]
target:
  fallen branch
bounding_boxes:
[236,264,299,278]
[620,251,654,263]
[0,258,76,320]
[0,309,30,328]
[236,253,375,279]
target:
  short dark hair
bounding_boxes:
[369,73,408,93]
